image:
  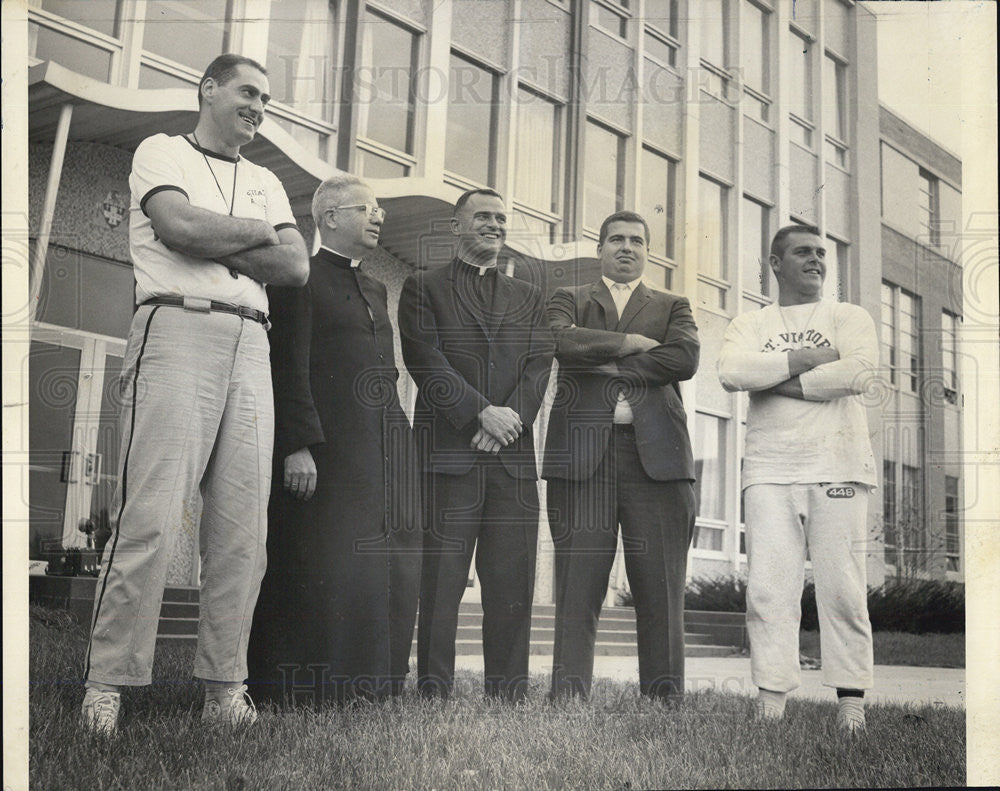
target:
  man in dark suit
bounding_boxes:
[248,174,421,705]
[543,210,699,702]
[398,188,554,701]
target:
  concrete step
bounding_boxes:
[442,640,740,657]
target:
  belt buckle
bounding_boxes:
[182,297,212,314]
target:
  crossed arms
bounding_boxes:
[144,190,309,286]
[717,307,879,401]
[546,288,700,385]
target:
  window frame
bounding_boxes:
[581,117,628,238]
[511,84,565,245]
[696,173,732,313]
[443,48,501,190]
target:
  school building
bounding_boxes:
[22,0,963,603]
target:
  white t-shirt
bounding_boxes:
[128,133,298,312]
[717,299,879,488]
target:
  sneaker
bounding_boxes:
[752,689,786,722]
[837,698,866,733]
[81,688,120,735]
[201,684,258,727]
[753,697,785,722]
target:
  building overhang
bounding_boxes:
[27,60,596,277]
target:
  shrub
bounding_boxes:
[673,574,964,634]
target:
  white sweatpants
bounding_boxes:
[744,482,874,693]
[85,304,273,686]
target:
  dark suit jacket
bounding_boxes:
[398,258,554,479]
[542,280,699,482]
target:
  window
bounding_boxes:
[639,147,677,266]
[741,1,770,121]
[918,168,941,247]
[700,0,732,99]
[644,0,679,67]
[30,0,119,37]
[513,87,562,244]
[592,0,630,39]
[788,29,813,147]
[741,196,770,298]
[823,53,847,166]
[357,9,419,174]
[882,459,898,566]
[901,464,924,570]
[881,282,920,393]
[697,176,729,309]
[583,120,626,232]
[29,21,114,82]
[445,52,499,186]
[944,476,960,572]
[694,412,728,551]
[266,0,337,124]
[941,310,960,401]
[141,1,229,73]
[823,236,847,302]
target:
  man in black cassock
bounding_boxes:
[247,174,421,705]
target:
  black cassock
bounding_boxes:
[248,247,421,705]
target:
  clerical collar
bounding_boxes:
[602,275,642,291]
[320,245,361,268]
[459,257,497,277]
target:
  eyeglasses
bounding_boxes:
[332,203,386,222]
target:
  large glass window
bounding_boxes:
[592,0,630,39]
[701,0,729,69]
[823,236,847,302]
[644,0,678,66]
[30,0,119,37]
[694,412,728,551]
[513,88,560,213]
[741,196,769,298]
[881,282,920,393]
[29,22,113,81]
[917,168,941,247]
[445,53,499,185]
[266,0,337,124]
[583,120,625,232]
[697,175,729,309]
[941,310,960,400]
[358,10,419,159]
[823,53,848,167]
[788,28,813,147]
[513,88,562,245]
[882,459,898,566]
[741,1,770,121]
[944,475,960,571]
[141,1,229,72]
[639,147,676,263]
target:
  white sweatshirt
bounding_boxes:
[717,300,879,488]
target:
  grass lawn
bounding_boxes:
[800,630,965,668]
[30,606,965,790]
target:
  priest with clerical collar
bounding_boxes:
[247,174,421,706]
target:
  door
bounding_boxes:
[29,323,126,556]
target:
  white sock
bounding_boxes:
[837,695,865,730]
[756,688,787,718]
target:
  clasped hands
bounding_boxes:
[471,405,524,455]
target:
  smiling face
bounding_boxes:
[770,231,827,304]
[321,184,383,258]
[598,221,648,283]
[451,193,507,265]
[201,64,270,152]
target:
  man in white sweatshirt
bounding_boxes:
[717,224,878,732]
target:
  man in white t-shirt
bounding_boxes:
[718,224,878,733]
[81,53,308,734]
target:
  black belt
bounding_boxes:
[142,296,268,326]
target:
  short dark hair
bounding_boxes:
[770,223,821,260]
[453,188,504,217]
[198,54,267,107]
[598,211,650,247]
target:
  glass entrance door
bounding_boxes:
[29,324,126,556]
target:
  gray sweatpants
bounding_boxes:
[744,482,875,693]
[85,303,273,686]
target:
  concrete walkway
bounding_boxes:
[453,654,966,708]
